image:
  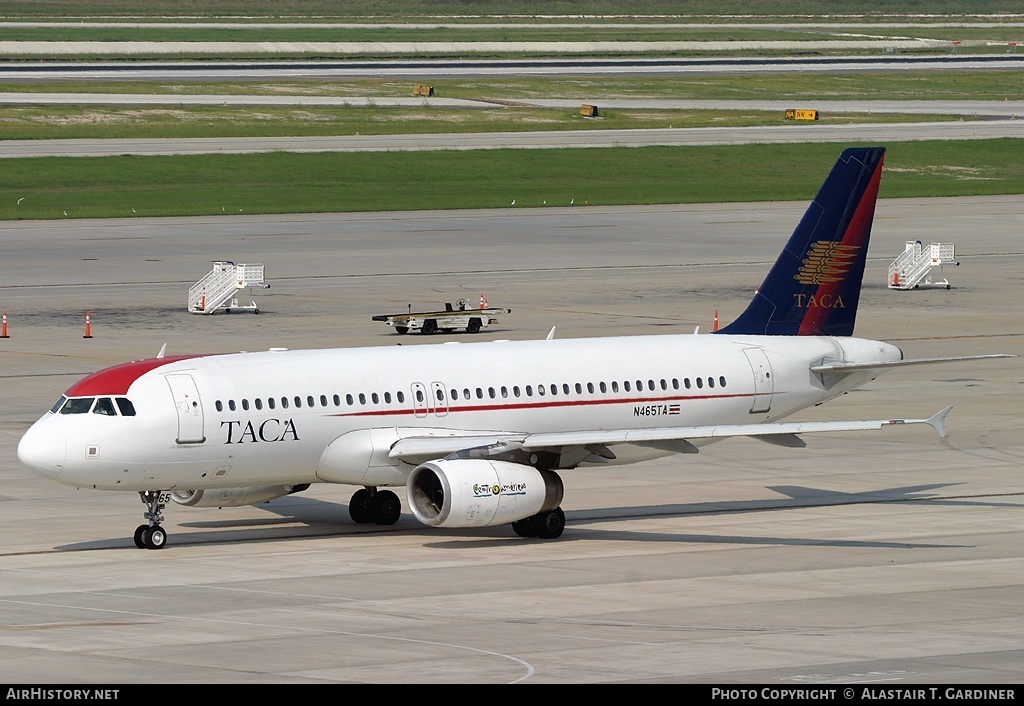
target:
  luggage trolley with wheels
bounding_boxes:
[372,295,511,335]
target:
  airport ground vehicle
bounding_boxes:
[372,297,511,334]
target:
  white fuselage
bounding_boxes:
[18,333,901,493]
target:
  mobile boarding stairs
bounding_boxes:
[188,262,268,314]
[888,241,958,290]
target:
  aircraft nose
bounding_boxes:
[17,422,67,480]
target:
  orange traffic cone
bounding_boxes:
[480,294,488,309]
[1,311,8,338]
[892,271,900,287]
[713,310,719,332]
[83,311,93,339]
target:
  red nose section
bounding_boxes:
[64,355,204,396]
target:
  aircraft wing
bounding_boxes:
[388,406,953,464]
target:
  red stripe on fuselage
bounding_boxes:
[64,355,205,396]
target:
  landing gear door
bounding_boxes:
[166,373,206,444]
[742,348,774,414]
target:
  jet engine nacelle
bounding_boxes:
[170,484,308,508]
[407,459,563,529]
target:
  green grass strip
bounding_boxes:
[3,140,1022,221]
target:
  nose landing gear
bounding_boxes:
[134,490,169,549]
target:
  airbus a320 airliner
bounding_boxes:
[17,147,1011,549]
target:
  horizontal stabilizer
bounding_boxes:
[811,354,1016,374]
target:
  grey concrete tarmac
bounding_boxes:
[0,196,1021,684]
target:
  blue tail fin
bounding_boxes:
[717,147,885,337]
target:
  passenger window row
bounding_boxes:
[213,376,728,414]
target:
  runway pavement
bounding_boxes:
[2,120,1023,158]
[0,196,1021,683]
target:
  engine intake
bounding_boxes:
[407,459,562,529]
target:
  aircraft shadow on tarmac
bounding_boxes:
[52,481,1012,552]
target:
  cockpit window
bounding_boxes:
[92,398,117,416]
[60,397,95,415]
[116,398,136,416]
[50,396,68,414]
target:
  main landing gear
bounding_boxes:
[134,490,169,549]
[512,507,566,539]
[348,487,402,526]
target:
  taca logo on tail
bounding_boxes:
[718,146,885,337]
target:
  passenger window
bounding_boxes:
[346,394,354,405]
[255,398,263,410]
[513,386,521,397]
[562,384,570,395]
[320,395,328,407]
[384,392,392,404]
[624,381,631,392]
[684,378,691,389]
[333,394,341,406]
[281,397,289,409]
[500,386,507,398]
[215,400,223,412]
[241,399,249,411]
[228,400,236,412]
[397,391,405,403]
[92,398,117,416]
[415,390,423,403]
[719,376,727,388]
[307,396,315,407]
[525,385,533,396]
[371,392,379,404]
[611,381,618,393]
[537,385,545,396]
[575,383,582,394]
[359,393,367,404]
[708,377,715,388]
[672,379,679,390]
[294,396,302,408]
[60,398,94,415]
[696,378,704,389]
[50,396,68,414]
[268,397,276,410]
[116,398,136,416]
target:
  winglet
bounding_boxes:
[926,405,953,438]
[546,326,556,341]
[156,343,167,359]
